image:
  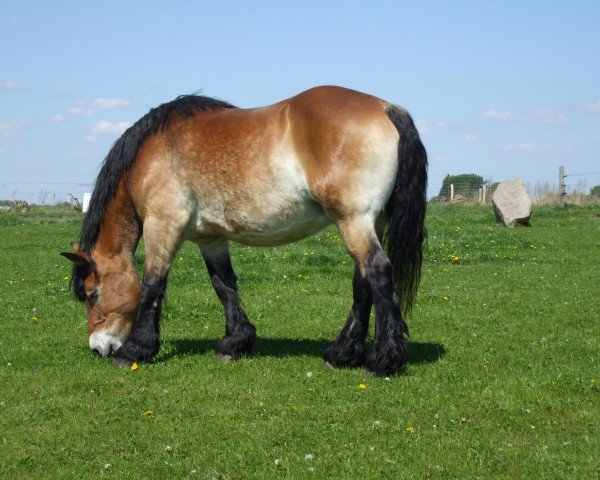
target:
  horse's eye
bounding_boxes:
[86,289,100,303]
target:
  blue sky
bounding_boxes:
[1,1,599,203]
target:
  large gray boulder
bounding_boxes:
[492,178,532,227]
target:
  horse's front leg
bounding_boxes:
[200,240,256,361]
[114,217,181,364]
[114,273,167,363]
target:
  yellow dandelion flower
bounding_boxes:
[406,426,415,433]
[359,383,367,390]
[307,387,316,394]
[31,316,38,321]
[144,410,154,416]
[130,362,139,372]
[442,296,449,302]
[63,275,70,280]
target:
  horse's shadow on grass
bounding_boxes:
[162,337,445,365]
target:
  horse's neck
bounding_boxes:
[94,189,141,263]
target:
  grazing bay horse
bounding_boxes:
[61,86,427,376]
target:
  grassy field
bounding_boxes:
[0,204,598,479]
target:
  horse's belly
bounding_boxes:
[193,195,331,247]
[229,205,331,246]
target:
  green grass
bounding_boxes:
[0,204,598,479]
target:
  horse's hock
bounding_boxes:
[492,178,532,227]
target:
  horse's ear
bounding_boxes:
[60,251,91,267]
[70,242,80,251]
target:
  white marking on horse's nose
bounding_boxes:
[89,331,124,357]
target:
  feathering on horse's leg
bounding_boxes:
[334,216,408,375]
[200,240,256,361]
[364,241,409,377]
[323,265,372,368]
[323,217,376,370]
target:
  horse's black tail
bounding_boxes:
[383,104,428,316]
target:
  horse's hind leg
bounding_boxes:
[323,266,372,368]
[364,242,409,376]
[333,217,408,376]
[200,240,256,361]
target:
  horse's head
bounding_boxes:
[61,246,141,357]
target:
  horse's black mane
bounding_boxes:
[72,94,236,300]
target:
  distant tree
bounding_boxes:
[590,185,600,197]
[437,173,485,199]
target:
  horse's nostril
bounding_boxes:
[92,348,102,357]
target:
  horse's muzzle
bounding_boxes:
[89,331,124,358]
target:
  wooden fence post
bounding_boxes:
[559,166,566,208]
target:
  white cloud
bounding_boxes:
[433,155,448,162]
[92,98,131,109]
[460,133,480,142]
[3,80,20,90]
[91,119,132,135]
[527,109,566,124]
[415,119,431,135]
[2,80,21,90]
[83,135,98,143]
[63,98,130,120]
[582,99,600,113]
[67,102,95,116]
[0,119,27,138]
[486,108,566,123]
[485,109,516,120]
[504,142,559,155]
[0,119,24,131]
[50,114,65,124]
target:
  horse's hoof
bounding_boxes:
[215,353,233,363]
[113,357,133,368]
[322,360,335,369]
[114,340,159,363]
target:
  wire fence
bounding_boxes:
[427,168,600,206]
[0,180,94,206]
[2,169,600,207]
